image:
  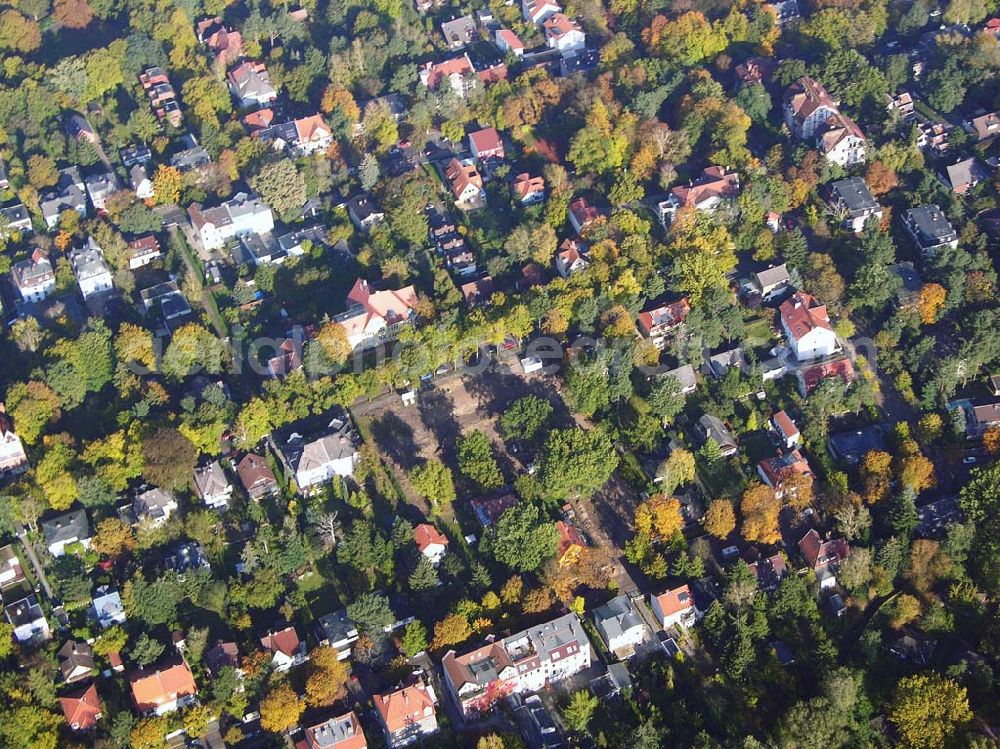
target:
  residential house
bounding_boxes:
[748,553,787,592]
[188,192,274,250]
[798,529,849,589]
[84,172,119,212]
[121,236,161,271]
[885,91,915,119]
[816,112,867,167]
[971,402,1000,436]
[543,13,585,54]
[751,263,791,300]
[650,584,701,629]
[60,684,102,732]
[559,48,600,75]
[495,28,525,55]
[0,544,24,588]
[757,450,813,500]
[91,586,126,629]
[696,414,738,457]
[261,626,308,672]
[335,278,417,350]
[228,61,278,108]
[235,452,279,500]
[637,298,691,350]
[703,346,745,379]
[827,424,885,465]
[120,144,152,168]
[766,0,800,23]
[658,166,740,227]
[735,56,776,85]
[419,55,477,98]
[128,659,198,715]
[660,364,698,395]
[414,523,449,567]
[783,77,839,139]
[347,194,385,232]
[0,405,27,478]
[523,0,562,24]
[829,177,882,233]
[5,594,49,642]
[593,595,647,659]
[779,290,839,361]
[139,281,192,321]
[469,127,505,163]
[442,613,591,717]
[374,676,439,747]
[41,508,91,557]
[556,520,586,567]
[303,712,368,749]
[916,121,951,154]
[554,238,589,278]
[568,196,600,234]
[461,276,494,308]
[196,16,243,66]
[139,67,182,127]
[965,111,1000,141]
[59,640,95,684]
[166,542,211,575]
[470,494,518,528]
[272,411,360,489]
[40,167,87,229]
[130,165,154,200]
[512,172,544,204]
[12,249,56,302]
[942,158,987,194]
[444,158,485,207]
[265,337,303,376]
[441,15,476,49]
[70,238,114,299]
[797,357,855,397]
[131,487,179,526]
[256,113,333,155]
[170,137,212,173]
[194,461,232,509]
[771,410,801,449]
[204,641,241,677]
[903,205,958,256]
[316,609,360,660]
[0,203,33,236]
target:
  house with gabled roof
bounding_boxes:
[261,625,308,672]
[658,166,740,227]
[193,460,232,509]
[495,28,525,55]
[522,0,561,24]
[441,15,476,49]
[797,357,855,397]
[444,158,485,207]
[696,414,738,457]
[593,595,647,658]
[236,452,279,500]
[0,544,24,588]
[5,594,49,642]
[798,529,849,589]
[650,584,700,629]
[568,196,600,234]
[188,192,274,250]
[757,449,812,500]
[941,157,988,194]
[40,167,87,229]
[783,77,839,139]
[751,263,790,300]
[414,523,449,567]
[92,586,126,629]
[779,290,839,362]
[12,248,55,302]
[419,55,477,98]
[70,237,113,300]
[470,494,518,528]
[41,508,91,558]
[272,410,360,490]
[543,12,585,54]
[335,278,417,350]
[637,298,690,350]
[59,640,95,683]
[196,16,243,67]
[374,676,439,747]
[512,172,544,204]
[139,67,182,127]
[130,486,179,526]
[771,410,801,449]
[468,127,505,163]
[204,641,241,677]
[556,520,586,567]
[60,684,102,731]
[228,61,278,108]
[816,112,867,167]
[128,658,198,715]
[127,235,162,269]
[554,238,589,278]
[829,176,882,233]
[748,553,787,592]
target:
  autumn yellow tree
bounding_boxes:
[889,593,921,628]
[131,717,168,749]
[91,518,136,559]
[321,85,360,122]
[705,498,736,539]
[782,472,815,511]
[152,166,183,206]
[740,482,780,544]
[304,646,349,707]
[260,682,304,734]
[918,283,946,324]
[860,450,892,504]
[916,413,943,444]
[907,539,951,595]
[432,613,472,650]
[635,495,683,541]
[983,425,1000,455]
[889,673,971,749]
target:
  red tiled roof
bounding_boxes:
[780,291,832,341]
[653,585,695,617]
[799,358,855,395]
[671,167,740,209]
[556,520,585,559]
[784,77,837,125]
[60,684,101,731]
[757,449,812,487]
[469,127,503,156]
[260,626,301,657]
[243,108,275,131]
[374,681,436,733]
[798,529,849,569]
[773,410,798,439]
[513,173,544,199]
[414,523,448,553]
[129,661,197,712]
[638,299,690,336]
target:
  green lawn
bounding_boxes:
[697,455,748,500]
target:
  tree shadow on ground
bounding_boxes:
[369,411,420,471]
[417,386,461,460]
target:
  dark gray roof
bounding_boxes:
[828,424,885,462]
[831,177,877,215]
[904,205,956,247]
[41,508,90,546]
[593,595,644,643]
